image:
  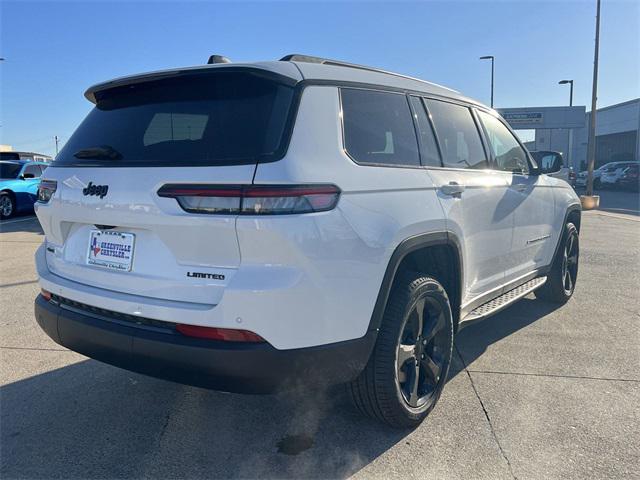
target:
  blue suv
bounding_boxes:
[0,160,49,219]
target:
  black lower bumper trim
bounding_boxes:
[34,295,376,394]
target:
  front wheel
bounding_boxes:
[535,222,579,304]
[348,274,454,428]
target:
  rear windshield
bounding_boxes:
[55,72,296,167]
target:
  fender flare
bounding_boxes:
[367,231,464,332]
[546,203,582,271]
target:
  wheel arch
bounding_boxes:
[544,203,581,274]
[368,231,464,333]
[567,206,581,233]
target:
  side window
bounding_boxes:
[477,110,530,174]
[23,164,42,178]
[425,100,488,169]
[341,88,420,167]
[408,96,442,167]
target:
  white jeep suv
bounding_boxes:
[34,54,581,428]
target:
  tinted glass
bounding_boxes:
[477,110,529,173]
[409,97,441,167]
[0,162,22,179]
[23,164,43,178]
[55,72,295,167]
[342,89,420,167]
[426,100,488,169]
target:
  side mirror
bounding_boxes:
[535,153,563,175]
[22,173,36,179]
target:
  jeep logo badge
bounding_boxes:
[83,182,109,199]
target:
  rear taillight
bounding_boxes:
[37,180,57,203]
[158,184,341,215]
[41,289,52,301]
[176,324,265,342]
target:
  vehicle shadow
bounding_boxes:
[1,296,560,479]
[0,214,43,235]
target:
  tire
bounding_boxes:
[0,192,15,219]
[348,274,454,428]
[535,222,579,304]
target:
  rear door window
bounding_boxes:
[54,72,296,167]
[341,88,420,167]
[425,99,488,170]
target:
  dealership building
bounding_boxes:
[500,97,640,171]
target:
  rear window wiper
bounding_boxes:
[73,145,123,160]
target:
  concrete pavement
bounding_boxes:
[1,205,638,479]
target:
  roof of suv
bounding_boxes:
[84,55,483,107]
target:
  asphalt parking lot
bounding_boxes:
[1,191,639,479]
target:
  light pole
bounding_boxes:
[584,0,601,205]
[559,80,575,171]
[559,79,574,106]
[479,55,494,108]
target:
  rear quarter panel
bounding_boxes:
[249,85,449,347]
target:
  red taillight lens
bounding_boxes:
[41,289,52,301]
[37,180,57,203]
[158,184,340,215]
[176,324,265,343]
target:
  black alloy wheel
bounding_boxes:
[349,275,454,428]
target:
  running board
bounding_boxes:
[461,276,547,323]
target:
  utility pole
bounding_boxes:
[584,0,601,205]
[54,135,59,157]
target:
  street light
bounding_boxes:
[558,80,574,106]
[479,55,494,108]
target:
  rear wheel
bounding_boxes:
[349,274,454,428]
[0,192,15,219]
[535,222,579,304]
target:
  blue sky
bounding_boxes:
[1,0,638,156]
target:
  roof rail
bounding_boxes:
[280,54,392,76]
[279,54,459,93]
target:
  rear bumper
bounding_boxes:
[34,294,376,394]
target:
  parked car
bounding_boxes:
[529,151,575,186]
[615,164,639,190]
[575,161,638,189]
[600,161,640,188]
[0,160,49,219]
[33,54,581,428]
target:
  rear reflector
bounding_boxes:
[41,289,52,301]
[158,184,340,215]
[176,324,266,343]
